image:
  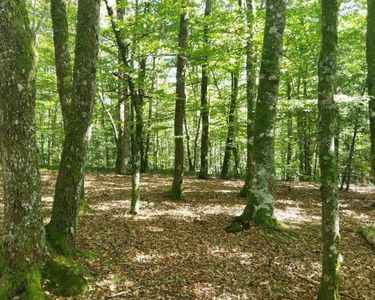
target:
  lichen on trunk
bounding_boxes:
[227,0,286,232]
[0,0,46,297]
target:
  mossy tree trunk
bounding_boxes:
[46,0,100,256]
[0,0,45,297]
[105,0,143,213]
[171,0,188,199]
[221,71,239,179]
[198,0,212,180]
[236,0,286,229]
[368,0,375,184]
[239,0,256,197]
[317,0,340,298]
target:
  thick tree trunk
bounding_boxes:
[0,0,45,296]
[221,71,239,179]
[227,0,286,232]
[317,0,340,298]
[239,0,256,197]
[170,1,188,199]
[46,0,100,255]
[368,0,375,183]
[198,0,212,179]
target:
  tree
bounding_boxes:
[239,0,256,196]
[0,0,45,297]
[198,0,212,180]
[46,0,101,255]
[317,0,340,298]
[104,0,143,214]
[368,0,375,184]
[220,70,239,179]
[226,0,286,232]
[170,0,189,199]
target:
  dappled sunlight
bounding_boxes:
[275,205,320,224]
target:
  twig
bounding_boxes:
[107,279,175,298]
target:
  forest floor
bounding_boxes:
[0,172,375,299]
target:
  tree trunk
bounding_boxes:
[170,0,188,199]
[51,0,73,132]
[198,0,212,179]
[368,0,375,184]
[0,0,45,296]
[46,0,100,255]
[227,0,286,233]
[340,119,358,191]
[239,0,256,197]
[115,4,131,175]
[184,115,195,172]
[317,0,340,298]
[221,71,239,179]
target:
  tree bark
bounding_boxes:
[0,0,45,296]
[115,3,131,175]
[46,0,100,255]
[198,0,212,179]
[221,71,239,179]
[317,0,340,298]
[368,0,375,183]
[340,119,358,191]
[239,0,256,196]
[170,0,188,199]
[230,0,286,231]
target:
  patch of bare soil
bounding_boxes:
[1,173,375,299]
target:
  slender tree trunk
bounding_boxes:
[184,116,195,172]
[51,0,73,131]
[340,119,358,191]
[198,0,212,179]
[46,0,100,255]
[317,0,340,298]
[239,0,256,196]
[170,0,188,199]
[368,0,375,184]
[221,71,239,179]
[227,0,286,233]
[0,0,45,296]
[286,80,293,182]
[105,0,143,213]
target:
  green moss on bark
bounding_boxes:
[42,255,87,297]
[362,226,375,248]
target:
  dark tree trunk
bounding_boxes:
[198,0,212,179]
[170,1,188,199]
[221,71,239,179]
[368,0,375,183]
[227,0,286,232]
[239,0,256,197]
[317,0,340,298]
[115,3,131,175]
[0,1,45,296]
[46,0,100,255]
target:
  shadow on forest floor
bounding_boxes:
[0,172,374,299]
